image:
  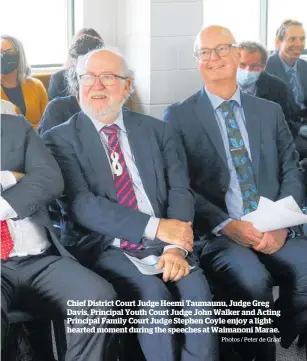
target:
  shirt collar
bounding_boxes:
[204,86,242,111]
[278,53,298,73]
[239,82,257,96]
[89,109,126,134]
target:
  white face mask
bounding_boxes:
[236,68,261,87]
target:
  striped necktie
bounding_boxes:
[219,101,259,215]
[101,124,143,251]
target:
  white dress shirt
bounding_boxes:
[0,171,51,257]
[89,111,187,256]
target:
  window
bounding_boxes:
[202,0,261,43]
[267,0,307,50]
[0,0,74,67]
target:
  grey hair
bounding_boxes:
[276,19,303,41]
[77,47,135,98]
[68,47,134,98]
[1,35,31,82]
[239,41,268,65]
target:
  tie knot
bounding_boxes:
[219,100,237,114]
[101,124,119,137]
[288,67,295,76]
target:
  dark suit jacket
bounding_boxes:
[164,88,305,234]
[1,114,72,258]
[48,69,69,101]
[266,52,307,119]
[256,71,291,123]
[42,109,194,251]
[38,96,80,135]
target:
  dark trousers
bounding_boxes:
[90,246,219,361]
[200,235,307,361]
[1,249,117,361]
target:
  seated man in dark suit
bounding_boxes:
[266,19,307,157]
[43,48,218,361]
[38,34,104,135]
[48,28,103,101]
[1,114,116,361]
[237,40,307,158]
[164,25,307,361]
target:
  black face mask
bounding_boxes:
[1,52,19,74]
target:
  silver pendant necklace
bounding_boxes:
[101,136,123,177]
[110,150,123,176]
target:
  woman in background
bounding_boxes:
[0,35,48,129]
[48,27,102,100]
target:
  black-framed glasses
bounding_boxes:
[79,73,128,87]
[194,44,238,61]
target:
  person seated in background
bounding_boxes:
[1,114,116,361]
[43,47,219,361]
[237,41,291,121]
[266,19,307,157]
[0,35,48,129]
[237,41,307,157]
[48,28,103,101]
[164,25,307,361]
[38,34,104,135]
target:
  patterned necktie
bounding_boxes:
[287,67,304,108]
[1,220,14,260]
[219,101,258,215]
[101,124,143,251]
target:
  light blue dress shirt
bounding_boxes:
[238,82,257,96]
[279,55,304,109]
[204,87,253,234]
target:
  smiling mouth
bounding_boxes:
[91,95,107,99]
[209,65,224,70]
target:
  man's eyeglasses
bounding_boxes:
[194,44,238,61]
[79,73,128,87]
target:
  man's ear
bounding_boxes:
[275,38,281,50]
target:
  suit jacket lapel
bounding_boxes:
[256,72,269,98]
[241,94,261,184]
[123,110,158,214]
[194,88,228,167]
[298,60,307,98]
[75,112,117,199]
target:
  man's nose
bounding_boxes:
[93,77,106,89]
[210,49,220,60]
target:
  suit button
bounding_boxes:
[221,187,227,193]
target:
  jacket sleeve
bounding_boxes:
[2,118,64,219]
[163,105,229,231]
[43,129,150,244]
[275,106,305,206]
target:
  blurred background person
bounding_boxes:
[266,19,307,158]
[0,35,48,129]
[48,28,103,100]
[38,34,104,135]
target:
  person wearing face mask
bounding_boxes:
[0,35,48,129]
[237,41,292,129]
[237,41,307,160]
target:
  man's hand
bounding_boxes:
[156,248,190,282]
[11,172,25,182]
[156,219,193,252]
[222,220,263,247]
[253,229,287,254]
